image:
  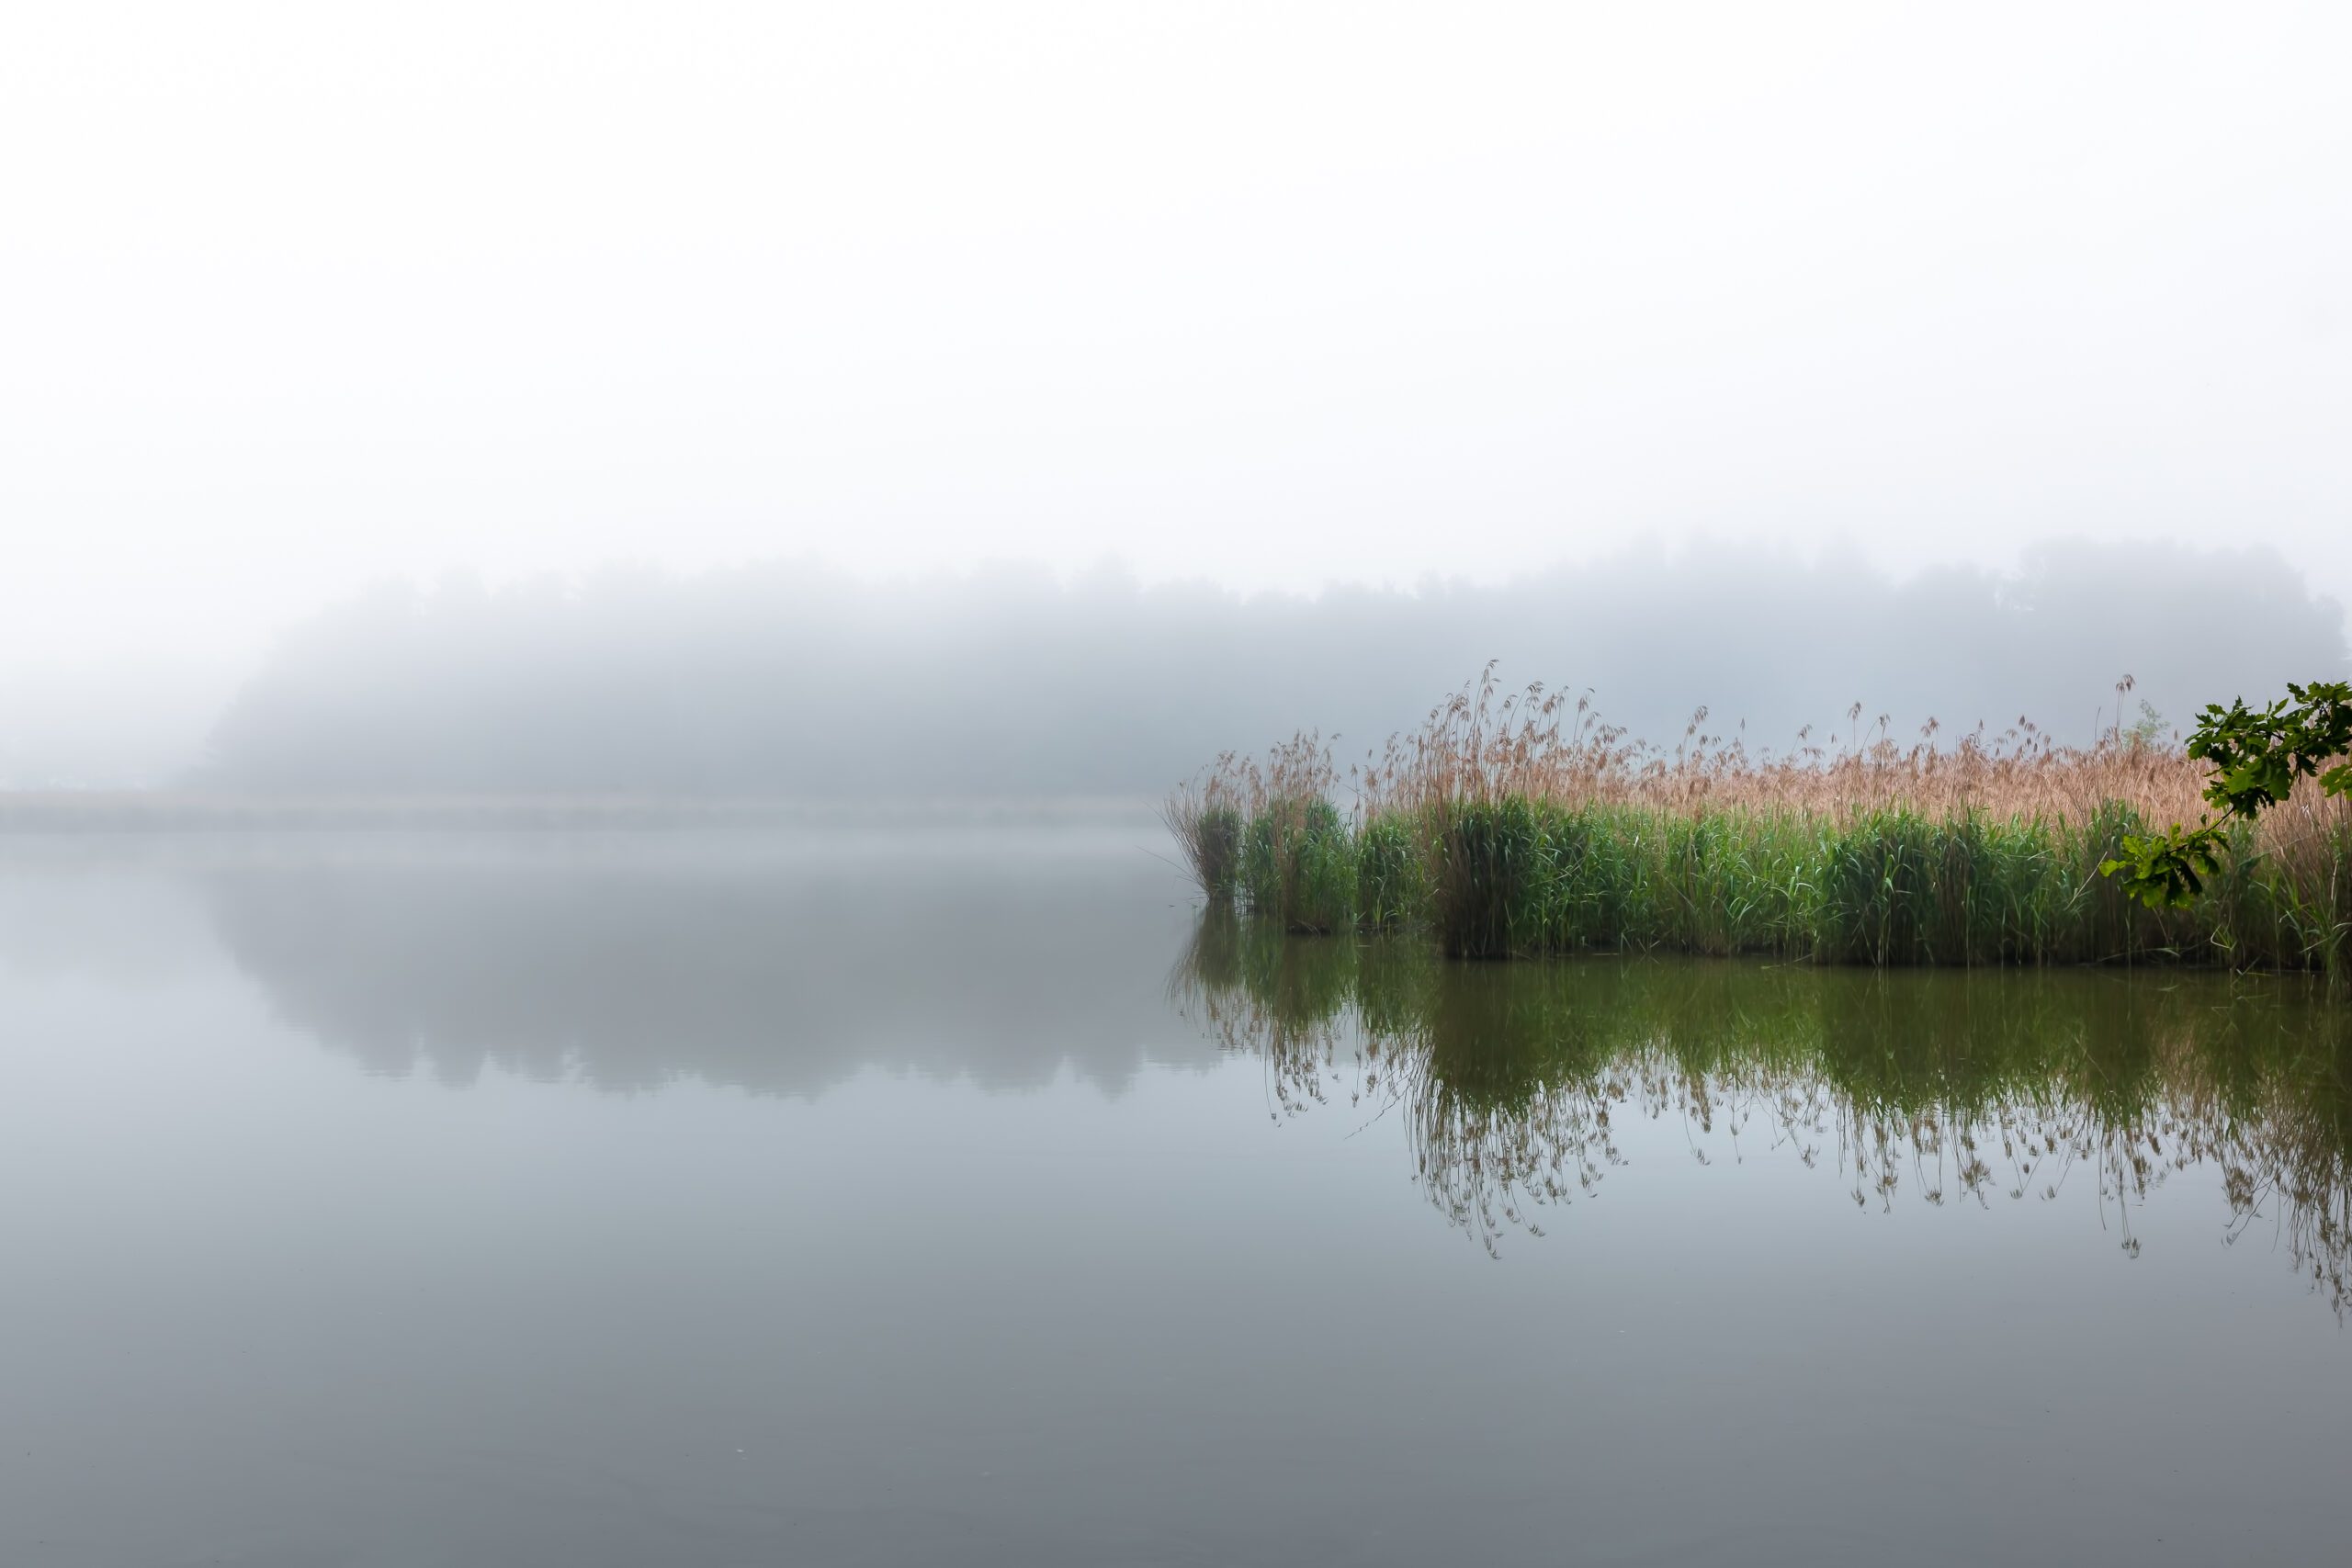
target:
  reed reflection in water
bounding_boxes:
[1171,909,2352,1303]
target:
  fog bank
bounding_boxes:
[187,540,2346,800]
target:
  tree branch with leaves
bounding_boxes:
[2100,681,2352,908]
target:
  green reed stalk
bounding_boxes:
[1193,793,2348,971]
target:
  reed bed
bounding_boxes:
[1168,671,2352,972]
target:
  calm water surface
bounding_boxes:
[3,826,2348,1566]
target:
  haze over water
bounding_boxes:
[7,9,2351,1562]
[6,825,2346,1566]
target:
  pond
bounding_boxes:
[3,826,2346,1566]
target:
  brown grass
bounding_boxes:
[1352,663,2211,825]
[1169,666,2352,969]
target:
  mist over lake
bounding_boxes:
[9,4,2351,1562]
[164,540,2342,799]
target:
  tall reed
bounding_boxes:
[1164,670,2352,972]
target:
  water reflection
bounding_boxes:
[1171,910,2352,1304]
[195,830,1208,1096]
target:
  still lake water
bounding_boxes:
[3,825,2348,1566]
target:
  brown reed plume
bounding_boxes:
[1346,662,2214,827]
[1169,666,2351,969]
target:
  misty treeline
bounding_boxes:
[198,542,2347,798]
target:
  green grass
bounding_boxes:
[1236,795,1356,933]
[1183,794,2350,973]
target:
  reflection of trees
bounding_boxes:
[204,837,1207,1097]
[1170,916,2352,1305]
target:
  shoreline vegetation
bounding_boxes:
[1166,671,2352,974]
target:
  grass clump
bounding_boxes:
[1354,813,1427,931]
[1166,667,2352,973]
[1162,781,1243,901]
[1238,795,1355,933]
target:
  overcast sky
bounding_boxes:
[4,4,2347,684]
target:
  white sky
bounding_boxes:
[4,1,2348,671]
